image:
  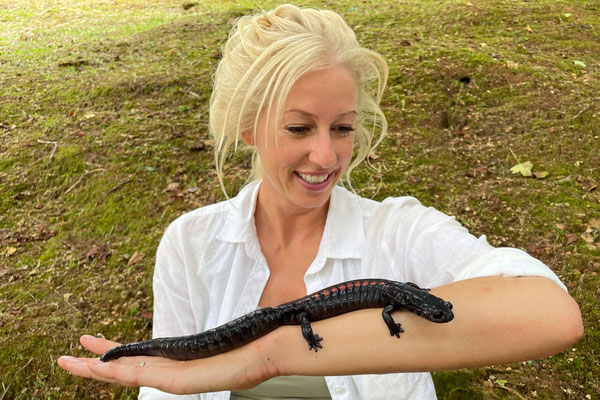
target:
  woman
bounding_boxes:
[58,5,583,399]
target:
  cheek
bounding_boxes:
[339,138,355,164]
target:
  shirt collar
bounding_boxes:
[217,181,365,259]
[217,180,261,243]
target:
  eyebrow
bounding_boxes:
[284,109,358,118]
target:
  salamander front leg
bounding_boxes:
[299,312,323,352]
[382,304,404,338]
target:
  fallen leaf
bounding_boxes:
[573,60,586,68]
[0,267,8,277]
[525,25,533,33]
[63,293,73,302]
[565,233,578,244]
[589,218,600,230]
[581,233,595,244]
[556,223,567,230]
[127,252,145,267]
[510,161,533,177]
[83,111,96,119]
[140,310,153,320]
[164,182,180,192]
[6,246,17,257]
[533,171,549,179]
[85,245,111,266]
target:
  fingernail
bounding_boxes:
[82,334,96,340]
[60,356,82,363]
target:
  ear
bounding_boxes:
[240,131,255,146]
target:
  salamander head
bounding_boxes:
[386,281,454,323]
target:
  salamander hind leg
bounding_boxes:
[299,313,323,352]
[382,304,404,338]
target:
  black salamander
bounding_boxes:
[100,279,454,362]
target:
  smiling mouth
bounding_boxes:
[297,172,332,184]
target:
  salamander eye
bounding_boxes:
[433,311,445,320]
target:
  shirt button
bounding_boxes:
[335,386,344,394]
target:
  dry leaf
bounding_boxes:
[556,223,567,230]
[5,246,17,257]
[525,25,533,33]
[581,233,595,244]
[127,252,145,267]
[140,310,153,320]
[589,218,600,230]
[565,233,578,244]
[164,182,180,192]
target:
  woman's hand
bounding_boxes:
[57,334,280,394]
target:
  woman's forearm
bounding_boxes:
[264,276,583,376]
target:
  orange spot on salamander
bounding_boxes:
[362,281,369,286]
[331,287,338,293]
[346,282,354,288]
[339,284,346,290]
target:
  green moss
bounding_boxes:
[1,0,598,398]
[433,370,485,399]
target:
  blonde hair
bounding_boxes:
[209,4,388,195]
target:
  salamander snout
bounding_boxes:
[431,301,454,322]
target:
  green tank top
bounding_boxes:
[230,375,332,400]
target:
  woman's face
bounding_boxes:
[246,65,358,212]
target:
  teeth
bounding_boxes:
[298,173,329,184]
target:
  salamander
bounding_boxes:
[100,279,454,362]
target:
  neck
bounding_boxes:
[254,183,329,247]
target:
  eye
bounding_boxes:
[285,125,310,135]
[433,312,445,320]
[333,125,355,136]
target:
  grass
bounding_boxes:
[1,0,599,398]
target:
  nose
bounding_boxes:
[308,129,337,168]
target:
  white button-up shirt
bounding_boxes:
[139,181,565,400]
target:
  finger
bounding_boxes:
[80,335,122,355]
[88,358,169,389]
[57,356,133,386]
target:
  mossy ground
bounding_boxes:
[1,0,598,398]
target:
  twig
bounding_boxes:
[28,292,38,304]
[48,349,55,375]
[159,206,170,222]
[572,104,591,120]
[0,382,10,400]
[53,289,80,314]
[14,357,33,377]
[107,177,133,194]
[64,168,106,195]
[509,148,522,164]
[37,140,58,160]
